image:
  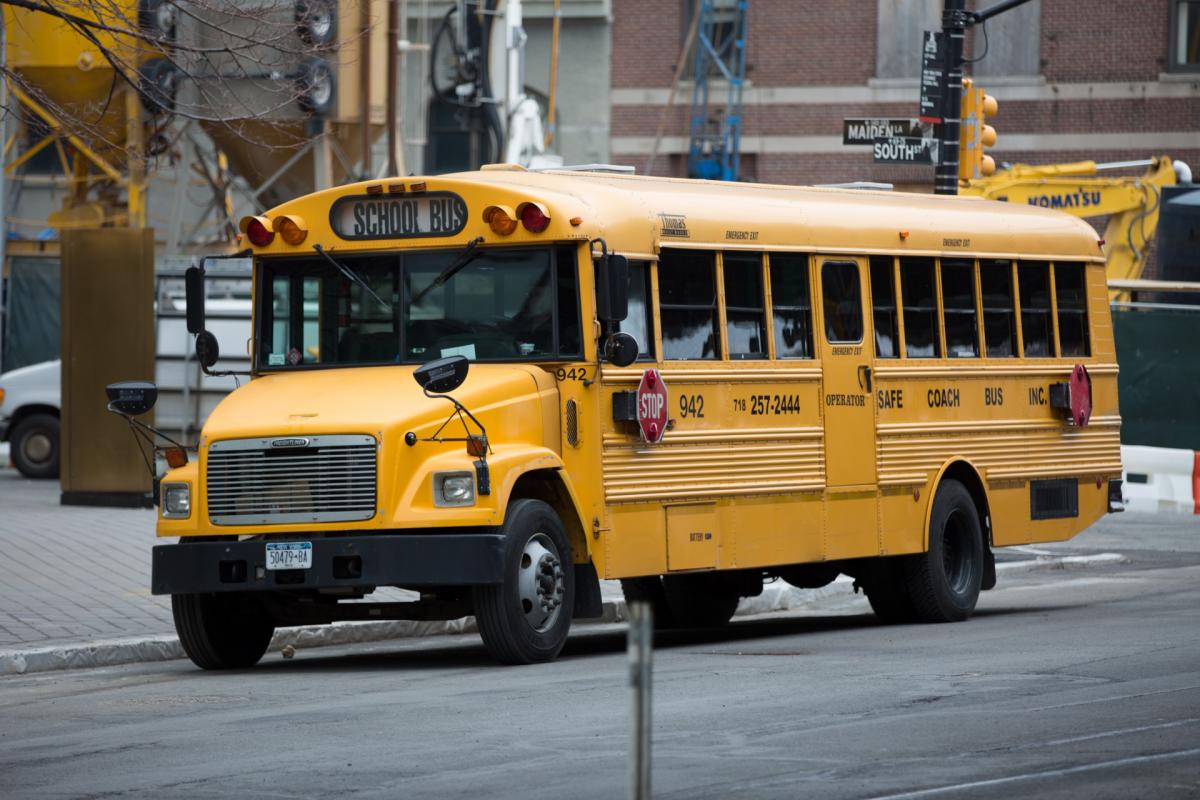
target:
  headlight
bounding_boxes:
[434,472,475,507]
[162,483,191,518]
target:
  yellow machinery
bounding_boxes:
[961,156,1184,299]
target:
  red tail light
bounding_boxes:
[518,202,550,233]
[239,215,275,247]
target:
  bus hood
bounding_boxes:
[200,364,559,448]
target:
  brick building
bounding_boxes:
[607,0,1200,190]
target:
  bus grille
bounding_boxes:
[206,434,378,525]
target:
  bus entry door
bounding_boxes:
[816,257,877,489]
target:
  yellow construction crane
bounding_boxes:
[961,155,1190,298]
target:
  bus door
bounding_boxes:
[815,256,878,490]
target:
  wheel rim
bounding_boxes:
[22,432,52,464]
[941,509,976,596]
[518,533,565,633]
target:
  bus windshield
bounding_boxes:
[256,244,581,369]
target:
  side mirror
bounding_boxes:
[106,381,158,416]
[604,332,639,367]
[414,355,469,394]
[595,254,629,323]
[185,266,205,334]
[195,330,220,370]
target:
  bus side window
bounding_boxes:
[900,257,941,358]
[1055,263,1090,357]
[723,252,767,359]
[820,260,864,343]
[1018,261,1053,357]
[769,253,814,358]
[869,256,899,358]
[941,258,979,358]
[980,260,1016,357]
[607,261,654,360]
[659,250,721,359]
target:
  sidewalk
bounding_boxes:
[0,463,1127,675]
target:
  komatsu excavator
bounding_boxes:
[961,155,1192,300]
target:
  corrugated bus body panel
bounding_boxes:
[601,427,825,503]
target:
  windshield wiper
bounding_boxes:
[313,244,393,313]
[411,236,486,305]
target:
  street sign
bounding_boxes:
[873,136,939,165]
[842,118,925,146]
[636,369,668,444]
[919,30,947,124]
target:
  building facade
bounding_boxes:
[608,0,1200,191]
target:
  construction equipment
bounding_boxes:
[686,0,747,181]
[961,155,1191,298]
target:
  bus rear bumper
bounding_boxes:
[151,533,506,595]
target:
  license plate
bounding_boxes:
[265,541,312,571]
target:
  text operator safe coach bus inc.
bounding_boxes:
[109,167,1119,668]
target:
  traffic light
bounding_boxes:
[958,78,998,181]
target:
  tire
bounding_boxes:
[661,573,740,628]
[862,559,918,625]
[172,593,275,670]
[620,577,677,630]
[295,0,337,47]
[297,57,335,116]
[903,479,984,623]
[10,413,59,480]
[473,500,574,665]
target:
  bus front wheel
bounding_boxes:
[172,593,275,669]
[473,500,574,665]
[904,479,984,623]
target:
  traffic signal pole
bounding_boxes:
[933,0,1036,195]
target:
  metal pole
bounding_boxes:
[360,1,373,179]
[628,601,653,800]
[933,0,966,195]
[386,0,400,176]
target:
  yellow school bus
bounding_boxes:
[135,166,1121,668]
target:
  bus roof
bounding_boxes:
[268,167,1106,263]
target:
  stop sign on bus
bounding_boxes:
[636,369,669,443]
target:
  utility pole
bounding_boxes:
[933,0,1036,195]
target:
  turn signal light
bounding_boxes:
[483,205,518,236]
[239,215,274,247]
[272,214,308,246]
[517,202,550,233]
[164,446,188,468]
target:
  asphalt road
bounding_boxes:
[1,513,1198,799]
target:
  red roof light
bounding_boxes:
[519,202,550,233]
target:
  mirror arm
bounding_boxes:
[105,405,191,480]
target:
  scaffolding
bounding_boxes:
[687,0,747,181]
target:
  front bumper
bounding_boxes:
[0,416,10,441]
[152,532,506,595]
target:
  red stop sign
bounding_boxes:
[636,369,669,443]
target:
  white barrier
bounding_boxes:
[1121,445,1199,515]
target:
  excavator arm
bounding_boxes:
[962,155,1181,299]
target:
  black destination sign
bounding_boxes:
[330,192,468,240]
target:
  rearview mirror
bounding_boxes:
[195,330,220,370]
[106,381,158,416]
[185,266,205,334]
[595,254,629,323]
[604,332,639,367]
[414,355,469,394]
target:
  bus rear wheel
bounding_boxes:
[862,560,918,624]
[473,500,574,665]
[904,479,984,623]
[172,593,275,670]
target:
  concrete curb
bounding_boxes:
[0,553,1127,676]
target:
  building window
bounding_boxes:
[769,253,814,359]
[659,249,720,359]
[1171,0,1200,72]
[874,0,1040,78]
